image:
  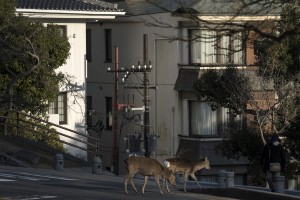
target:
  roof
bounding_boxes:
[105,0,281,16]
[174,69,199,91]
[16,0,122,12]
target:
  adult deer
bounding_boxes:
[124,156,176,194]
[164,157,210,192]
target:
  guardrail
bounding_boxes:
[0,111,100,157]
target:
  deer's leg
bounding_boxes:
[162,176,171,193]
[190,173,201,189]
[154,175,163,195]
[183,173,189,193]
[124,175,130,194]
[130,177,137,193]
[142,176,149,194]
[163,178,170,193]
[125,173,137,193]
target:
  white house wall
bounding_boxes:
[47,22,88,159]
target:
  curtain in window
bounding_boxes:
[233,32,243,64]
[191,30,216,64]
[190,101,229,136]
[221,35,230,64]
[220,33,243,64]
[190,29,244,65]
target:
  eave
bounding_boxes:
[198,15,280,22]
[16,9,125,19]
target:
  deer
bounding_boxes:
[124,156,176,194]
[164,156,210,193]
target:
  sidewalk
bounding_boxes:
[1,165,300,200]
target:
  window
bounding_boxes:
[86,29,92,62]
[58,25,67,37]
[49,92,68,124]
[86,96,92,128]
[105,97,112,129]
[189,29,244,65]
[190,30,216,64]
[189,101,229,136]
[47,25,67,37]
[105,29,112,63]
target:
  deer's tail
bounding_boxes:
[163,160,170,168]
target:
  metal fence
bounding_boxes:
[0,111,100,157]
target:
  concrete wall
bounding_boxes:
[86,13,184,170]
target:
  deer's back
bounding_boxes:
[125,156,164,176]
[165,158,194,173]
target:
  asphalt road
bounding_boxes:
[0,166,230,200]
[1,166,300,200]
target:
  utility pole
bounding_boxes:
[107,35,153,160]
[112,46,118,174]
[143,34,150,157]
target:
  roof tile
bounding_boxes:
[16,0,121,12]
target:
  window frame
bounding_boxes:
[57,25,67,37]
[57,92,68,124]
[49,92,68,125]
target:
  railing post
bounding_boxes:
[225,171,235,188]
[92,135,102,174]
[218,170,226,188]
[54,153,64,171]
[92,155,102,174]
[276,175,285,193]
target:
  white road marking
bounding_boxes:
[15,171,77,181]
[0,171,77,182]
[0,178,15,182]
[1,195,58,199]
[21,195,58,199]
[0,173,44,181]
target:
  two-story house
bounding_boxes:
[16,0,125,160]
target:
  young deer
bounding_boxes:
[124,156,176,194]
[164,157,210,192]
